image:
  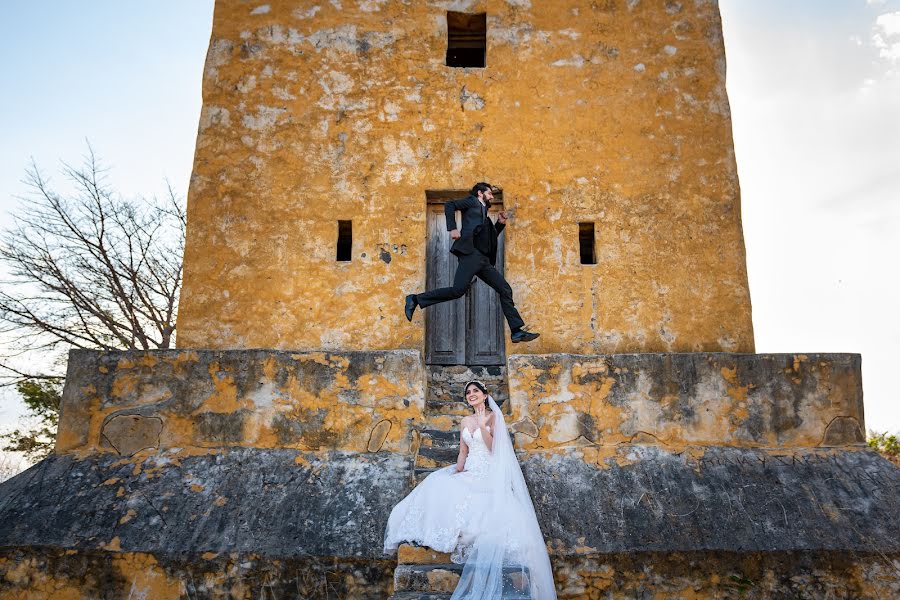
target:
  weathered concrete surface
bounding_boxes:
[508,353,865,449]
[0,450,408,558]
[532,446,900,598]
[550,551,900,599]
[0,449,407,598]
[1,445,897,598]
[0,548,393,599]
[56,349,424,454]
[5,349,895,597]
[521,447,899,556]
[177,0,755,355]
[532,445,900,597]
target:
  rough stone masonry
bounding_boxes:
[1,350,897,598]
[176,0,755,354]
[1,1,898,598]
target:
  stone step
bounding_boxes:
[415,446,458,470]
[388,593,452,600]
[398,544,451,565]
[425,399,472,416]
[414,467,440,484]
[426,365,510,407]
[394,563,531,596]
[418,428,460,449]
[426,388,510,403]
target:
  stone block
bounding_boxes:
[100,414,162,456]
[56,349,425,454]
[508,353,864,449]
[397,544,451,565]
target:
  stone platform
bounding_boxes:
[0,350,897,598]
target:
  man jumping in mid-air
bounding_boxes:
[404,182,539,344]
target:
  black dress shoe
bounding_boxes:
[405,294,418,321]
[511,329,540,343]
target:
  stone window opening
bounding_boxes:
[579,222,596,265]
[337,220,352,262]
[446,12,486,68]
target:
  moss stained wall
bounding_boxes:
[55,350,862,456]
[55,349,424,455]
[507,353,866,451]
[177,0,754,353]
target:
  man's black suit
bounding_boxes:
[415,195,525,332]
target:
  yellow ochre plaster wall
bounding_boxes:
[177,0,754,353]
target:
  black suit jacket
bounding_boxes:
[444,194,505,266]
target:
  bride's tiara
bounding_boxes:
[464,380,488,392]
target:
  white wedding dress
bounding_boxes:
[384,397,556,600]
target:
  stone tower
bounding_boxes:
[1,2,897,598]
[176,0,754,356]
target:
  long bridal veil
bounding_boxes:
[450,396,556,600]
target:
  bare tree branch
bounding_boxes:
[0,146,185,374]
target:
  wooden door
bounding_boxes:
[424,195,505,366]
[425,203,465,364]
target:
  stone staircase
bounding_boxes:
[413,365,509,484]
[392,365,523,598]
[390,544,531,600]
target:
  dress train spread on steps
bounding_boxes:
[384,396,556,599]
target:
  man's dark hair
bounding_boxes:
[471,182,492,196]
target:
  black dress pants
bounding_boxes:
[415,252,525,331]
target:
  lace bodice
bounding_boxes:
[462,426,492,477]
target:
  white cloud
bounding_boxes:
[876,11,900,35]
[873,11,900,63]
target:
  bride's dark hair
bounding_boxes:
[463,380,489,413]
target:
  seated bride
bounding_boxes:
[384,380,556,599]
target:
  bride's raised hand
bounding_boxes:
[475,405,490,429]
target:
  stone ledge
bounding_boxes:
[550,550,899,599]
[523,446,899,556]
[3,446,895,560]
[0,547,394,599]
[0,449,410,559]
[56,349,425,454]
[1,445,897,597]
[508,353,864,449]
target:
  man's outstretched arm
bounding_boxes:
[444,196,480,236]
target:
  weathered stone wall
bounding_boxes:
[55,350,863,458]
[0,450,403,599]
[0,548,393,600]
[56,349,424,455]
[508,353,865,450]
[177,0,754,354]
[1,444,897,598]
[527,445,900,598]
[550,551,900,599]
[3,349,894,598]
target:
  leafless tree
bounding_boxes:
[0,146,185,377]
[0,146,185,458]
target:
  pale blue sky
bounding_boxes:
[0,1,898,447]
[0,1,214,222]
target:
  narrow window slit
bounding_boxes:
[579,222,596,265]
[446,12,486,68]
[337,220,352,262]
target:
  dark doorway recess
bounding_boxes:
[337,220,352,261]
[424,189,505,366]
[446,12,486,68]
[579,222,596,265]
